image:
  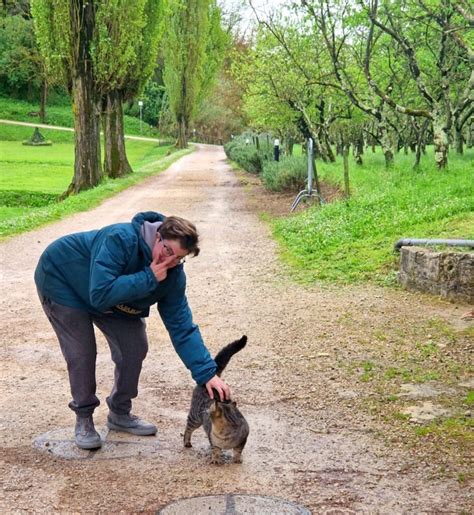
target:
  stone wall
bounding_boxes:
[398,246,474,303]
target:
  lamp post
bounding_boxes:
[138,100,144,134]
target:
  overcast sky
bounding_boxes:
[220,0,291,35]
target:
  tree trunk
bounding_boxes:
[379,123,394,167]
[62,0,102,197]
[311,155,322,203]
[103,90,133,178]
[176,116,187,148]
[322,130,335,162]
[335,133,343,156]
[467,121,474,148]
[39,80,47,124]
[313,135,326,161]
[64,75,102,197]
[343,144,350,199]
[454,125,464,155]
[353,133,364,165]
[432,110,449,169]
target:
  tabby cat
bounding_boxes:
[183,335,249,464]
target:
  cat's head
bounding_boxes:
[208,399,237,419]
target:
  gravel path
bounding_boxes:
[0,144,471,513]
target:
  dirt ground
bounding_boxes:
[0,144,472,513]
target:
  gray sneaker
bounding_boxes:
[106,412,157,436]
[75,415,102,449]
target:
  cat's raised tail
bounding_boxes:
[214,335,247,376]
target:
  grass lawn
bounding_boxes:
[0,124,191,238]
[0,96,162,138]
[272,147,474,285]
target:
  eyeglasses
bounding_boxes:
[162,239,186,265]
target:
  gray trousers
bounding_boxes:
[38,293,148,417]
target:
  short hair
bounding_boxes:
[158,216,200,256]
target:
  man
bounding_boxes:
[35,212,230,450]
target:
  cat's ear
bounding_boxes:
[232,401,237,407]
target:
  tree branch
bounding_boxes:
[363,0,431,118]
[369,3,435,106]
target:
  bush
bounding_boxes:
[261,155,307,192]
[224,138,272,174]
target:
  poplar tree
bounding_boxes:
[94,0,166,178]
[32,1,166,188]
[163,0,227,148]
[32,0,102,196]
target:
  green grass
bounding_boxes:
[465,391,474,406]
[273,148,474,284]
[0,123,192,238]
[0,96,164,138]
[0,122,75,143]
[413,416,474,441]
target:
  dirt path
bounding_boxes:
[0,145,471,513]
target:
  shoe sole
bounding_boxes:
[76,440,102,450]
[106,421,157,436]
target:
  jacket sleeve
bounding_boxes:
[158,272,217,385]
[89,230,158,311]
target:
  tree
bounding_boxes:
[364,0,470,169]
[163,0,227,148]
[32,0,102,195]
[236,12,350,161]
[0,10,51,121]
[92,0,166,178]
[32,0,167,190]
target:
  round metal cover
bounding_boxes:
[158,494,311,514]
[33,426,159,460]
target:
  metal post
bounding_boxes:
[138,100,143,134]
[291,137,321,212]
[307,138,313,194]
[274,138,280,162]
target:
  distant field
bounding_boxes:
[0,124,169,193]
[0,123,191,238]
[0,96,161,138]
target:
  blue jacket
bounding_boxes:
[34,211,217,385]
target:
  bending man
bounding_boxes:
[35,212,230,449]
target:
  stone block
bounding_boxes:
[398,246,474,303]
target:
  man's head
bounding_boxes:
[153,216,200,266]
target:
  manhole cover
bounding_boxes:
[33,427,160,460]
[158,494,311,514]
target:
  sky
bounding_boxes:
[220,0,291,35]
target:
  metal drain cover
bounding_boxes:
[33,427,159,460]
[158,494,311,514]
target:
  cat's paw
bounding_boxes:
[184,442,192,448]
[210,449,223,464]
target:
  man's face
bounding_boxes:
[153,236,188,267]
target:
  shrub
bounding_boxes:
[224,138,272,174]
[261,155,307,192]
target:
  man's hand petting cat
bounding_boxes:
[206,375,231,401]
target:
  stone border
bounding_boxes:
[398,246,473,303]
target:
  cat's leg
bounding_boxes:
[232,444,245,463]
[210,445,223,464]
[183,417,202,447]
